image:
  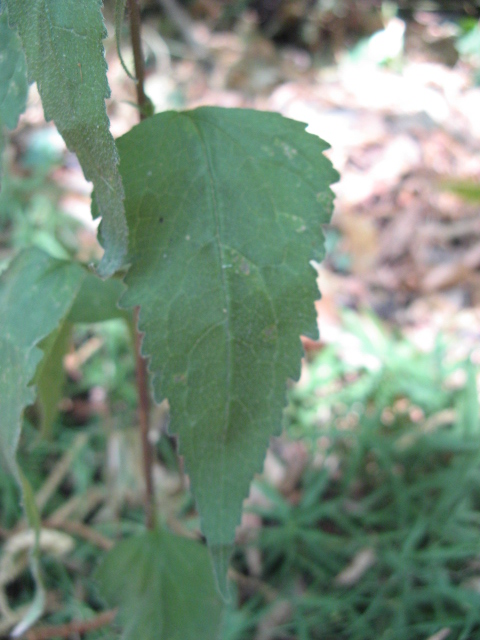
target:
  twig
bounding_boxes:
[43,520,114,551]
[24,609,118,640]
[127,1,156,530]
[64,337,103,374]
[46,487,106,526]
[228,568,279,603]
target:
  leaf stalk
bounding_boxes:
[127,0,147,119]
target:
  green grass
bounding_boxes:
[223,315,480,639]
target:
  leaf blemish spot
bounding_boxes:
[274,137,297,160]
[316,192,330,205]
[239,259,250,275]
[261,324,278,343]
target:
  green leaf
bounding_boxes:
[35,321,72,438]
[0,8,28,130]
[0,7,28,190]
[67,272,128,323]
[96,530,224,640]
[0,122,4,185]
[116,108,337,585]
[0,248,85,632]
[0,247,132,473]
[0,335,40,475]
[0,247,84,470]
[0,249,130,455]
[0,248,83,350]
[0,248,134,631]
[5,0,128,276]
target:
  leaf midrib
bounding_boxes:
[184,114,233,445]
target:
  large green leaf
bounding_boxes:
[5,0,127,276]
[116,108,337,587]
[96,530,224,640]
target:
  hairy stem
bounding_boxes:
[134,308,155,530]
[128,0,155,529]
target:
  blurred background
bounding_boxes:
[1,1,480,638]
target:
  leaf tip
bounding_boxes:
[209,544,233,602]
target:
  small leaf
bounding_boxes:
[0,248,85,467]
[0,336,40,475]
[0,249,129,455]
[5,0,128,276]
[35,264,131,437]
[96,530,224,640]
[116,108,337,585]
[35,321,72,438]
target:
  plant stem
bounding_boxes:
[128,0,155,529]
[128,0,147,119]
[134,309,155,530]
